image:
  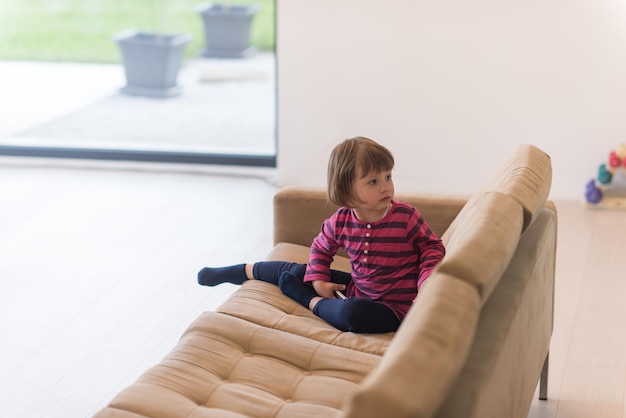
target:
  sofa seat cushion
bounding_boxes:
[99,303,388,418]
[217,279,394,356]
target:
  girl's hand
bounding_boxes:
[312,280,346,299]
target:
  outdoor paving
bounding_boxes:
[0,52,276,156]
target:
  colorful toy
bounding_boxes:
[585,143,626,208]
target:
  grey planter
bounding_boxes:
[197,3,261,58]
[114,30,193,98]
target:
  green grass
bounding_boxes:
[0,0,275,63]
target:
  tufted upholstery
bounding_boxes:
[100,281,391,417]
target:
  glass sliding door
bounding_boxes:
[0,0,276,168]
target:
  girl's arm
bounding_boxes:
[412,211,446,288]
[304,215,341,284]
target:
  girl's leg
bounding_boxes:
[252,261,306,285]
[278,269,352,306]
[278,272,397,333]
[198,261,306,286]
[314,298,400,333]
[278,271,319,306]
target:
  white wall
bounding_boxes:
[276,0,626,200]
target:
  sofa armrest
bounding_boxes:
[273,187,337,248]
[273,186,470,248]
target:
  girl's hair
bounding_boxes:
[327,136,394,207]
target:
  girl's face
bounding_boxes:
[351,168,395,221]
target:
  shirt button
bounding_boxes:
[367,224,372,229]
[364,250,368,254]
[366,233,370,237]
[365,242,369,246]
[364,258,368,262]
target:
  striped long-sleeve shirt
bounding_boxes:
[304,200,445,320]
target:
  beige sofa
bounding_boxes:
[96,144,556,418]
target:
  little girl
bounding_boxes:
[198,137,445,333]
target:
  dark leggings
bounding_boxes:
[253,261,401,333]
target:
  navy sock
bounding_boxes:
[197,264,248,286]
[279,271,318,308]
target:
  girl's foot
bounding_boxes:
[197,264,248,286]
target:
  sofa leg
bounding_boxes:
[539,352,549,401]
